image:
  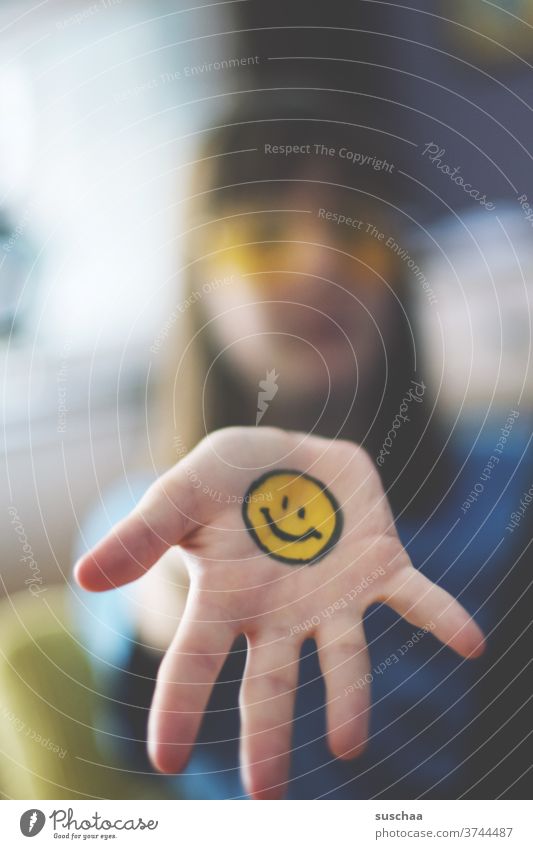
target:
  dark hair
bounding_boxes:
[189,91,404,216]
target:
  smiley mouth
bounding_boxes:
[260,507,323,543]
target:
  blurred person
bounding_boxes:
[72,96,532,800]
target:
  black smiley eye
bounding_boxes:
[298,507,306,519]
[282,495,289,510]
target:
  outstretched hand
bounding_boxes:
[75,427,485,799]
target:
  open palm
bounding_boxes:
[75,426,485,799]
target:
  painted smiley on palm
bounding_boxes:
[75,426,485,800]
[243,469,343,564]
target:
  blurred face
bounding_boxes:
[196,189,398,400]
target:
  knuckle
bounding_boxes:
[244,668,293,703]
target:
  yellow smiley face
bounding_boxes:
[242,470,343,565]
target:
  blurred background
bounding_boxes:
[0,0,532,799]
[0,0,240,594]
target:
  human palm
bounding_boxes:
[75,426,485,799]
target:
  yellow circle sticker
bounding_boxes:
[242,470,343,565]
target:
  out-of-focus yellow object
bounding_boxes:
[446,1,533,63]
[201,214,396,287]
[0,587,177,799]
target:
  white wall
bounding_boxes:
[0,0,237,594]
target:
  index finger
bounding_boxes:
[74,467,198,591]
[148,600,236,774]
